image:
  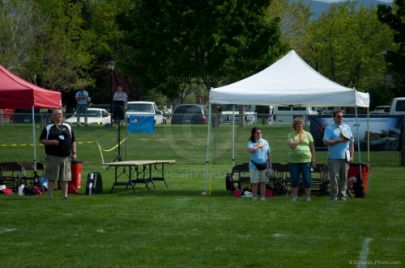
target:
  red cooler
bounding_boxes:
[348,163,369,193]
[71,160,83,189]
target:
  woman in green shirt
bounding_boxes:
[287,117,316,201]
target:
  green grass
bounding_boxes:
[0,123,404,267]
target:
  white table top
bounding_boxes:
[103,160,176,167]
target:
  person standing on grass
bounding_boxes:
[287,117,316,202]
[323,110,354,201]
[113,86,128,102]
[112,86,128,123]
[247,127,272,201]
[75,88,90,126]
[39,109,77,200]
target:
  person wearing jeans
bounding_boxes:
[287,117,316,202]
[75,88,90,126]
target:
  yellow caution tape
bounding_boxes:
[0,139,126,152]
[1,138,131,165]
[99,137,127,152]
[1,141,98,147]
[0,143,36,147]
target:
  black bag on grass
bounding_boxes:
[353,178,365,198]
[225,173,235,192]
[23,185,36,195]
[85,172,103,195]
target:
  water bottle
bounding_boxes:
[88,173,94,195]
[89,181,93,195]
[18,184,25,196]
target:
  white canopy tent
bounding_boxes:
[210,50,369,107]
[204,50,370,193]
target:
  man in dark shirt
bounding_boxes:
[40,109,77,199]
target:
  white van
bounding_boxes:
[270,105,318,125]
[126,101,164,125]
[389,97,405,115]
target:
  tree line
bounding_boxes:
[0,0,403,110]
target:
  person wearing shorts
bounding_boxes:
[40,109,77,199]
[247,127,272,201]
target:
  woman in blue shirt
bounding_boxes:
[247,127,272,201]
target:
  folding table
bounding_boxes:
[103,160,176,193]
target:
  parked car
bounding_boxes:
[219,104,257,125]
[389,97,405,115]
[65,108,111,125]
[317,106,336,115]
[171,104,208,124]
[126,101,164,125]
[270,105,318,125]
[370,105,390,115]
[12,109,52,123]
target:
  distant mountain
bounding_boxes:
[296,0,393,19]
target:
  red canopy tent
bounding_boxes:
[0,65,61,109]
[0,65,62,170]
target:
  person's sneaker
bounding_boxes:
[330,197,338,201]
[64,196,68,200]
[306,196,312,202]
[291,196,298,202]
[339,197,347,201]
[252,197,257,201]
[261,196,267,201]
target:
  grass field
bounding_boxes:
[0,123,404,267]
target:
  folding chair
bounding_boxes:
[19,162,45,186]
[271,163,289,195]
[317,163,329,195]
[226,162,250,191]
[310,163,329,195]
[0,162,23,191]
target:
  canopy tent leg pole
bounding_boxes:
[362,107,371,193]
[367,107,370,192]
[204,101,212,194]
[354,106,364,189]
[367,107,370,163]
[213,107,217,164]
[32,106,37,172]
[125,117,128,161]
[354,106,362,163]
[232,105,235,167]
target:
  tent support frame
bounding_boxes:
[204,102,212,194]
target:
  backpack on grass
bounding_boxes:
[85,172,103,195]
[225,173,236,192]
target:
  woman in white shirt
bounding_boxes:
[113,86,128,102]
